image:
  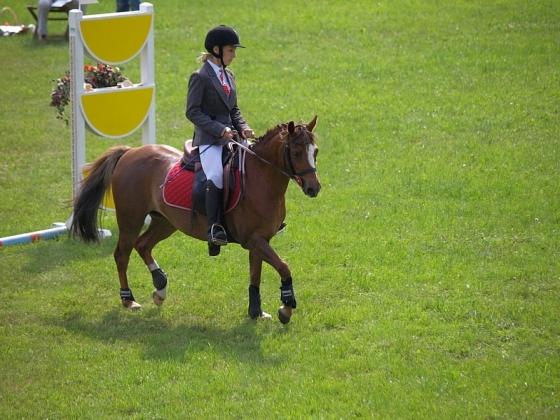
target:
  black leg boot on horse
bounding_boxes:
[206,180,227,256]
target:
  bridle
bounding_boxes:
[230,125,316,188]
[282,126,317,188]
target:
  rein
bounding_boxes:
[228,137,292,179]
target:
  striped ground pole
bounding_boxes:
[0,223,68,247]
[0,223,113,247]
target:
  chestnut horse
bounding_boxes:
[70,116,320,324]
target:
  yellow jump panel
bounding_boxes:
[79,14,152,64]
[80,86,154,138]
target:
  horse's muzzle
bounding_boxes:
[303,181,321,198]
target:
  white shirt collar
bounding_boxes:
[207,60,223,78]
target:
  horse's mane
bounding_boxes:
[251,122,316,149]
[252,124,287,147]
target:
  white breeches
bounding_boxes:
[200,144,224,189]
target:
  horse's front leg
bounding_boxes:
[248,237,296,324]
[278,277,297,325]
[248,251,272,319]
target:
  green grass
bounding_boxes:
[1,0,559,418]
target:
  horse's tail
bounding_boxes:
[70,146,132,243]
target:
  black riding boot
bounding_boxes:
[206,180,227,255]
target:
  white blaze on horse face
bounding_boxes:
[306,144,318,168]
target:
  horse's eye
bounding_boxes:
[293,151,300,158]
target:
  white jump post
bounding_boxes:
[67,1,156,230]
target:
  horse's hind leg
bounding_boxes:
[134,213,177,307]
[114,218,144,310]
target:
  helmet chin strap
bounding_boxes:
[211,45,226,68]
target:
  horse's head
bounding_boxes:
[284,116,321,198]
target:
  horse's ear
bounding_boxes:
[307,115,318,132]
[288,121,296,135]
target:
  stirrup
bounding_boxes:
[276,221,287,235]
[210,224,227,246]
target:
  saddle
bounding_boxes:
[162,140,244,217]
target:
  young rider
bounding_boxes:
[186,25,255,256]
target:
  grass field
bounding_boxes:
[1,0,559,418]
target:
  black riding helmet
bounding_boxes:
[204,25,245,67]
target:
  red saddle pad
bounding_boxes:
[162,161,241,213]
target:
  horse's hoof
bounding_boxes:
[152,291,165,307]
[278,306,292,324]
[122,300,142,310]
[248,310,272,320]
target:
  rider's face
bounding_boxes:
[213,45,237,66]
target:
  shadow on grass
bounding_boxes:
[6,234,118,275]
[43,308,281,364]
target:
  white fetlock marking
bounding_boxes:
[147,261,160,272]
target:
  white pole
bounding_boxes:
[0,224,67,247]
[69,9,86,202]
[140,2,156,145]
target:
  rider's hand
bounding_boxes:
[221,127,234,140]
[242,128,255,139]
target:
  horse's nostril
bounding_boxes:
[306,186,320,197]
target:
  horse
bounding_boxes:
[70,116,321,324]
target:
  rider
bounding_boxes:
[186,25,255,256]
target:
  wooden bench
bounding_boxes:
[27,5,70,39]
